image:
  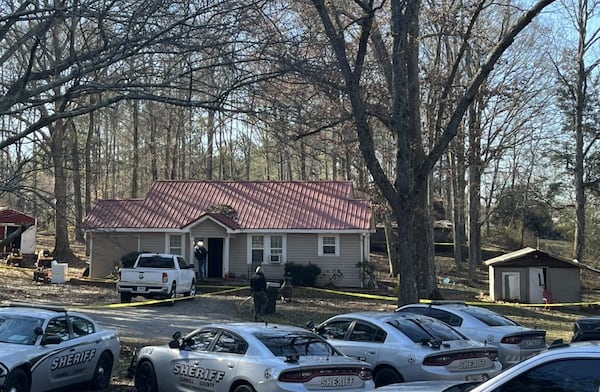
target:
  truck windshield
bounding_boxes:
[137,256,174,269]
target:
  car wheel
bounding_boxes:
[185,279,196,298]
[89,351,113,390]
[135,360,159,392]
[232,383,256,392]
[120,292,132,303]
[373,367,402,387]
[6,368,30,392]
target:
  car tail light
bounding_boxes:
[279,367,372,383]
[423,350,498,366]
[501,336,522,344]
[501,334,545,345]
[162,272,168,283]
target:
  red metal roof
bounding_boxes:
[0,207,36,225]
[83,181,372,231]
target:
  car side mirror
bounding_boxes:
[169,331,183,348]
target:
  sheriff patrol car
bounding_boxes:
[133,322,374,392]
[0,302,120,392]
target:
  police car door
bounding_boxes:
[342,321,383,366]
[31,316,95,391]
[171,328,225,392]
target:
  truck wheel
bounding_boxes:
[167,284,176,306]
[185,279,196,299]
[120,293,132,303]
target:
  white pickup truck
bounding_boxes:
[116,253,197,304]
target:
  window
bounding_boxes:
[319,320,352,340]
[70,316,94,338]
[319,235,339,256]
[251,236,264,263]
[169,235,183,255]
[492,359,600,392]
[187,329,219,352]
[213,331,247,354]
[46,317,70,341]
[349,322,386,343]
[270,236,283,263]
[177,256,189,269]
[429,309,463,327]
[249,235,286,264]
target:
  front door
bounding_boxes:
[207,238,223,279]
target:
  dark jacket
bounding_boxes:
[250,271,267,293]
[194,246,207,262]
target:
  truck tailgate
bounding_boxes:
[119,269,167,284]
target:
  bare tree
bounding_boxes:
[298,0,556,304]
[553,0,600,263]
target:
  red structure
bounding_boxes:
[0,207,36,253]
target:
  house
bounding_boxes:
[485,247,582,304]
[0,207,36,254]
[83,180,373,287]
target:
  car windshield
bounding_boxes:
[388,317,465,343]
[255,332,340,357]
[460,307,520,327]
[0,315,44,345]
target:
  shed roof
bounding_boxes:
[484,247,582,269]
[0,207,35,225]
[83,180,372,231]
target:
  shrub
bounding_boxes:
[285,262,322,287]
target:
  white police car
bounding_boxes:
[0,302,120,392]
[310,312,502,387]
[133,322,375,392]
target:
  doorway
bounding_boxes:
[207,238,223,279]
[502,272,520,301]
[528,267,545,303]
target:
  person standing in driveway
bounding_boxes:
[250,266,267,321]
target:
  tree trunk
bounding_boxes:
[573,0,587,262]
[51,118,73,260]
[206,109,215,180]
[68,121,85,243]
[131,100,139,198]
[467,95,482,278]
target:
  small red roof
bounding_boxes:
[0,207,36,225]
[84,181,371,231]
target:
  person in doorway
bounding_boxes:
[250,266,267,321]
[194,241,208,280]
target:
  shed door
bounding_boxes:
[528,267,545,304]
[502,272,520,301]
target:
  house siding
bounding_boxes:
[140,233,166,253]
[191,220,227,239]
[286,233,364,288]
[89,233,138,278]
[229,235,250,279]
[221,233,365,287]
[547,268,581,302]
